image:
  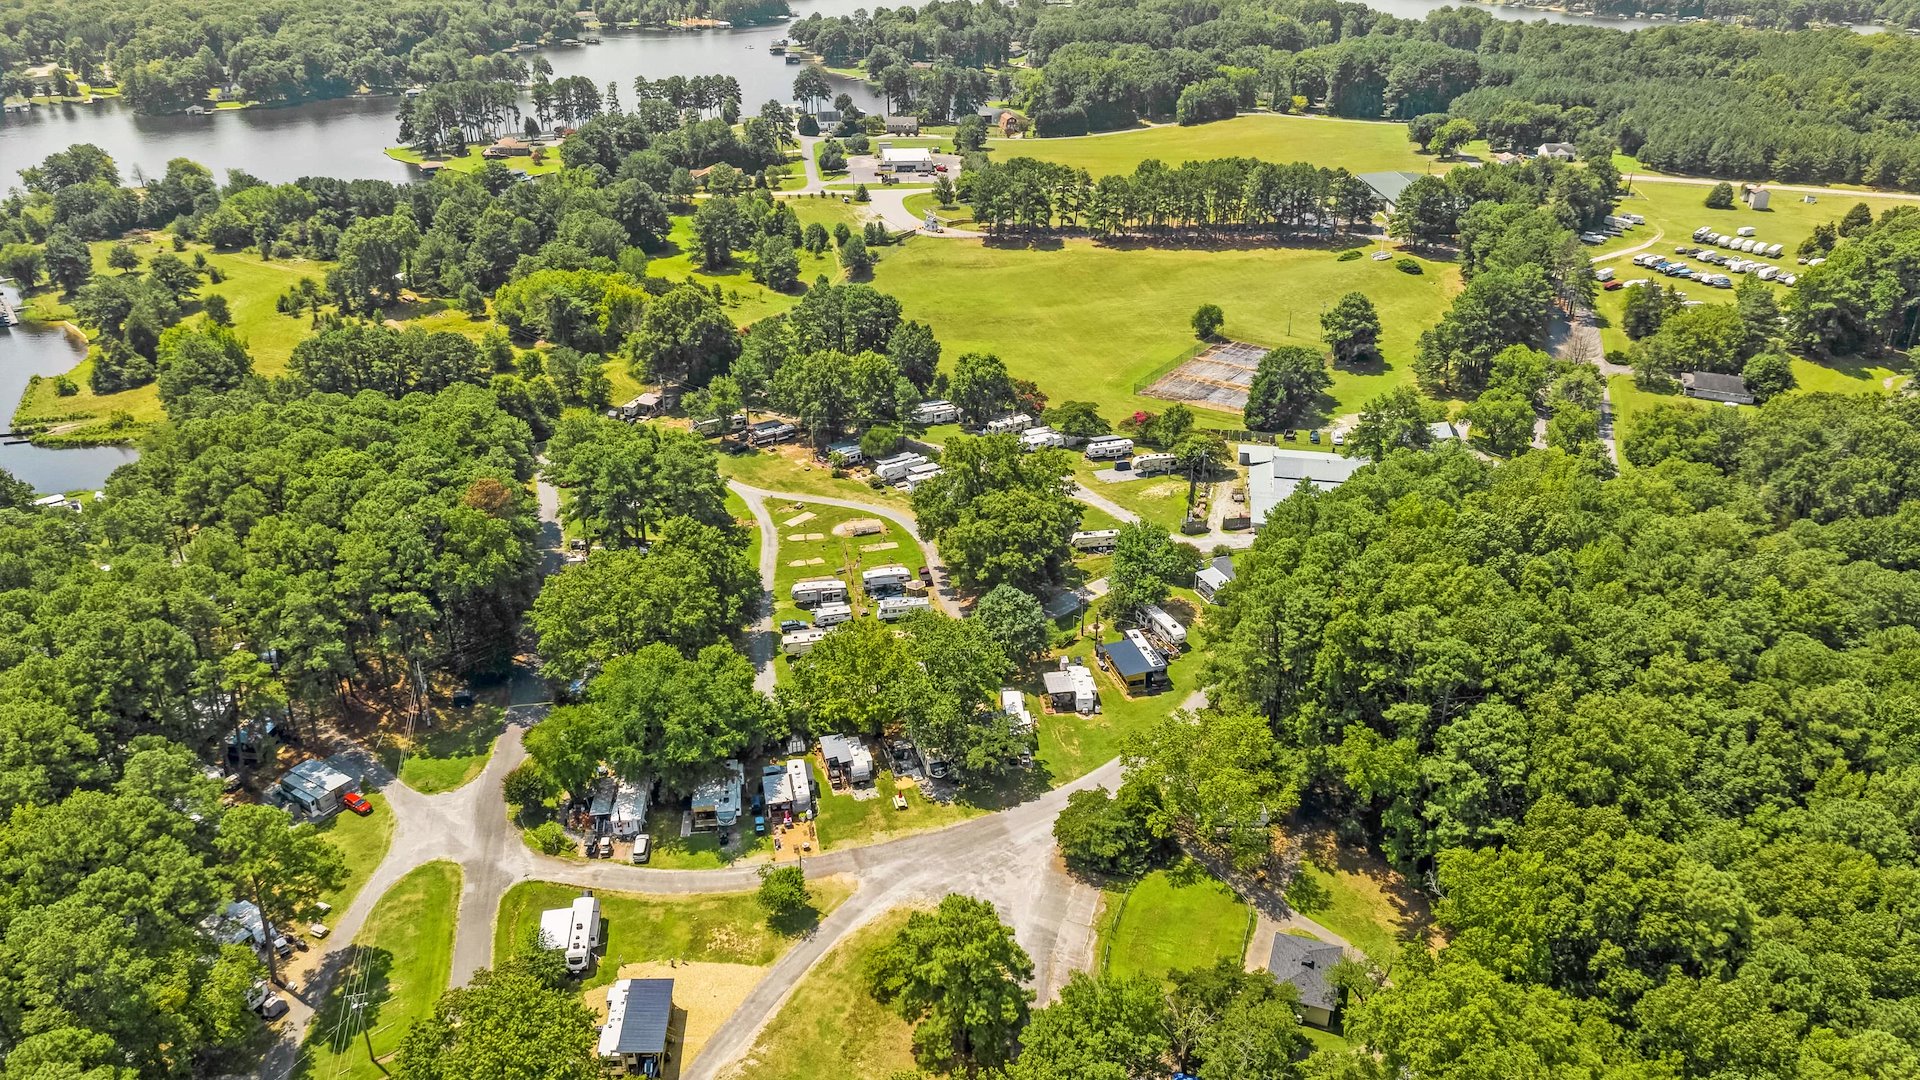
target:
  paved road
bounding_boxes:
[731,481,783,695]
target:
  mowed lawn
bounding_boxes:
[300,861,462,1080]
[312,792,398,918]
[1284,833,1434,966]
[1097,860,1255,981]
[492,878,856,991]
[726,907,920,1080]
[768,499,928,629]
[988,114,1437,177]
[869,237,1458,425]
[381,704,502,794]
[17,236,336,430]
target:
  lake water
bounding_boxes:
[0,0,1882,188]
[0,0,888,189]
[0,285,141,492]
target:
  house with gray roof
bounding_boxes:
[1267,934,1346,1027]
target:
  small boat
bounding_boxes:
[770,39,788,53]
[785,53,802,64]
[584,36,602,43]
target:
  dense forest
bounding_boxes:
[787,0,1920,188]
[1195,395,1920,1079]
[0,0,787,114]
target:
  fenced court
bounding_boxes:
[1141,340,1267,412]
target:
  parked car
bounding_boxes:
[342,792,372,816]
[595,835,613,859]
[1604,279,1625,290]
[1308,430,1321,444]
[632,835,652,864]
[918,566,934,583]
[779,619,806,633]
[1281,429,1296,441]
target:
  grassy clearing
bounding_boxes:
[902,191,974,228]
[765,498,928,629]
[1284,830,1434,965]
[867,236,1457,426]
[16,236,336,433]
[988,114,1435,178]
[1096,859,1255,982]
[1070,458,1195,531]
[312,792,397,918]
[384,144,563,176]
[725,907,920,1080]
[300,861,462,1080]
[717,444,913,506]
[379,705,501,794]
[811,759,1005,849]
[492,877,855,991]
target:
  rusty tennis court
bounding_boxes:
[1141,340,1269,412]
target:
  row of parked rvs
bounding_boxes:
[1692,225,1786,259]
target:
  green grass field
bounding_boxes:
[378,704,501,794]
[637,805,774,868]
[1096,859,1254,981]
[989,114,1438,178]
[1070,458,1195,531]
[867,236,1457,426]
[767,498,928,628]
[312,792,397,918]
[300,861,462,1080]
[16,236,338,433]
[811,759,1000,848]
[902,191,975,228]
[492,878,855,991]
[384,144,563,177]
[1591,179,1910,267]
[726,907,920,1080]
[717,446,913,506]
[1283,835,1433,965]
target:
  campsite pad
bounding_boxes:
[831,518,886,538]
[860,541,900,552]
[584,960,766,1078]
[785,532,826,542]
[781,511,817,527]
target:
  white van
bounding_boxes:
[1133,453,1177,476]
[1084,436,1134,460]
[1141,603,1188,649]
[812,602,854,627]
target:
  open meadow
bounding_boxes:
[867,237,1459,426]
[987,114,1442,178]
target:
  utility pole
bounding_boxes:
[351,993,388,1076]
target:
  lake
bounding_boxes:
[0,0,889,188]
[4,0,1881,188]
[0,285,140,492]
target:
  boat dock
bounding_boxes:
[0,293,16,327]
